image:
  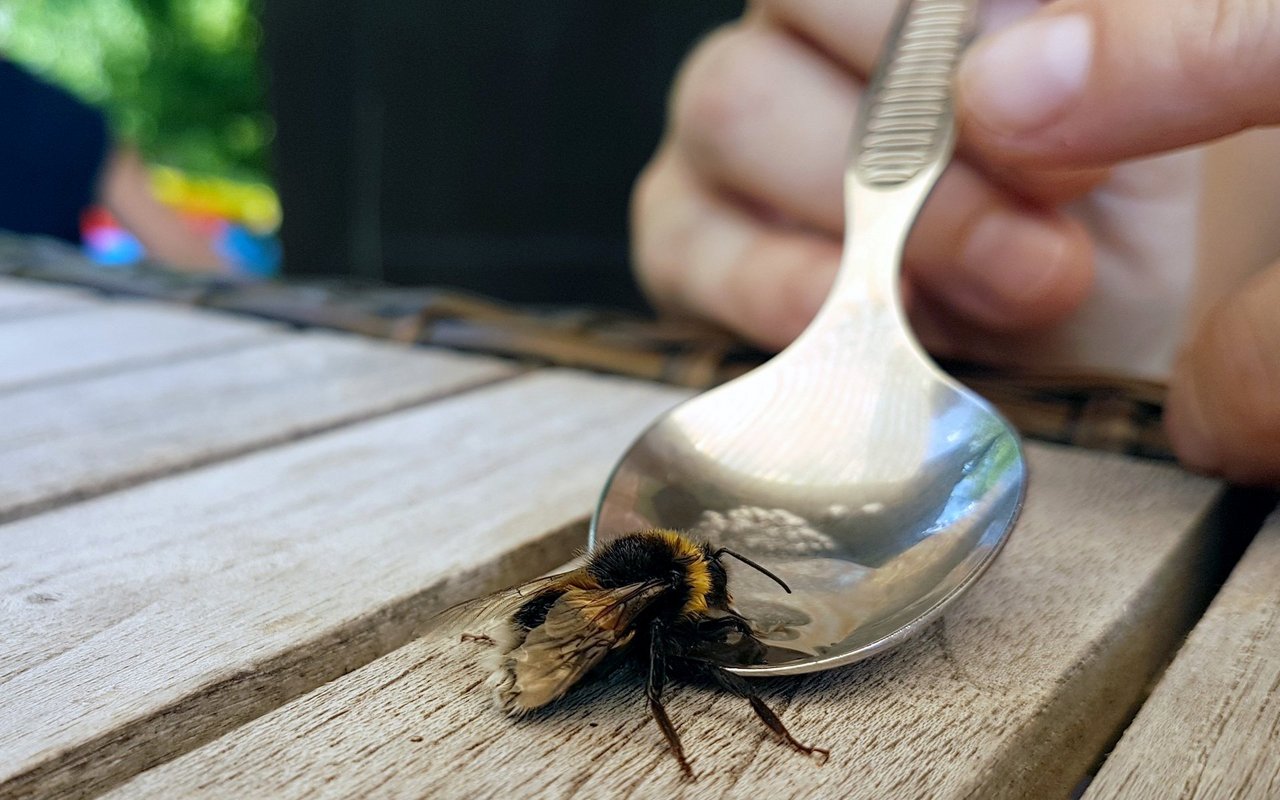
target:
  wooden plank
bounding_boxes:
[102,446,1227,800]
[0,277,99,321]
[0,331,514,523]
[1086,510,1280,800]
[0,371,685,800]
[0,302,277,392]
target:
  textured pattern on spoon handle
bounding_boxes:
[854,0,977,187]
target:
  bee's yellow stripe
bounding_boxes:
[656,530,712,616]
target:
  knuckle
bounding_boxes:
[670,24,773,162]
[629,156,663,236]
[628,156,692,307]
[1173,0,1280,109]
[629,166,661,266]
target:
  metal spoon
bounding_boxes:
[590,0,1024,676]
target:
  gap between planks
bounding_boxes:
[0,277,102,322]
[1072,488,1280,795]
[0,304,102,325]
[1085,499,1280,800]
[0,302,283,394]
[99,447,1263,800]
[0,370,687,800]
[0,331,523,525]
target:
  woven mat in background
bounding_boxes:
[0,234,1172,462]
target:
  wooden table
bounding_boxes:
[2,276,1277,800]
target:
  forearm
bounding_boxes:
[97,145,227,273]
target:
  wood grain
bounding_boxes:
[0,330,513,522]
[1086,511,1280,800]
[0,371,685,800]
[0,278,99,321]
[106,446,1226,800]
[0,302,277,392]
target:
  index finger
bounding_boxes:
[753,0,1104,205]
[753,0,1043,78]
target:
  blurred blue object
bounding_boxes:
[82,226,145,267]
[218,223,281,277]
[83,216,280,276]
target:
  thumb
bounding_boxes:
[1165,262,1280,486]
[957,0,1280,167]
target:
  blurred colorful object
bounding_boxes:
[3,0,276,275]
[151,166,280,233]
[82,167,282,276]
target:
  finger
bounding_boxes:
[670,22,851,233]
[634,143,1093,354]
[749,0,894,79]
[903,282,1059,365]
[670,24,1094,331]
[957,148,1109,209]
[740,3,1105,204]
[754,0,1051,77]
[904,165,1095,331]
[958,0,1280,167]
[632,147,840,350]
[671,21,1097,227]
[1166,263,1280,486]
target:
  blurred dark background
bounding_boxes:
[2,1,743,309]
[264,1,743,310]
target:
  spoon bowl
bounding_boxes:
[590,0,1025,675]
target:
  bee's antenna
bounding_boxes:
[712,549,791,594]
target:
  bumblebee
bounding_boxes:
[435,529,827,777]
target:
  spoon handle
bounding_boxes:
[822,0,978,319]
[851,0,977,190]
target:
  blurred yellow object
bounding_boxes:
[150,166,282,233]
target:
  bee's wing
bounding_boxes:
[424,572,577,637]
[500,581,668,713]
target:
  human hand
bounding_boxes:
[633,0,1280,485]
[953,0,1280,484]
[634,0,1110,356]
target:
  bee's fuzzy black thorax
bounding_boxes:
[585,530,727,617]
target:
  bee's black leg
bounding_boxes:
[647,620,693,779]
[707,667,829,764]
[709,613,756,637]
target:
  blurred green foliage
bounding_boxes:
[0,0,271,183]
